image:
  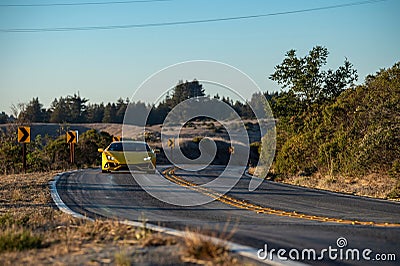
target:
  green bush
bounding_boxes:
[0,127,23,174]
[26,135,52,172]
[44,135,70,170]
[275,134,314,175]
[0,230,42,252]
[387,180,400,199]
[0,213,30,229]
[75,129,111,167]
[389,160,400,178]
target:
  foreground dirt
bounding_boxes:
[0,172,259,265]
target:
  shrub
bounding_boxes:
[44,135,70,169]
[75,129,111,167]
[0,128,23,174]
[0,229,42,252]
[275,133,315,175]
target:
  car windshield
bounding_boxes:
[108,142,151,152]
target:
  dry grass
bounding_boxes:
[180,221,242,266]
[141,232,177,247]
[181,230,233,265]
[249,166,398,200]
[114,249,132,266]
[282,173,398,200]
[248,166,266,178]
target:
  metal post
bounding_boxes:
[22,143,26,173]
[170,146,173,164]
[73,143,75,164]
[70,143,75,164]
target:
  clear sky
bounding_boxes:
[0,0,399,114]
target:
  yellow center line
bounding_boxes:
[162,168,400,228]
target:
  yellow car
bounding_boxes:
[98,141,158,173]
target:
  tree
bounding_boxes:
[86,103,105,123]
[170,80,205,108]
[49,94,88,123]
[50,97,68,123]
[221,96,233,107]
[115,98,129,123]
[145,80,206,125]
[270,46,357,107]
[102,103,117,123]
[147,102,170,125]
[0,112,9,124]
[67,93,88,123]
[270,90,303,118]
[232,100,254,119]
[18,97,46,122]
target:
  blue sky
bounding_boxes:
[0,0,399,113]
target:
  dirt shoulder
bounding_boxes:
[0,171,260,265]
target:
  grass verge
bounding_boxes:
[249,166,398,200]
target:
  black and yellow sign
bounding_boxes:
[228,146,235,154]
[66,131,78,143]
[18,126,30,143]
[168,138,175,148]
[112,136,121,142]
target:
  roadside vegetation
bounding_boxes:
[0,127,111,174]
[181,227,238,265]
[258,47,400,200]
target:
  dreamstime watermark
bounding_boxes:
[257,237,397,262]
[122,61,276,208]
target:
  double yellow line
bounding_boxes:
[163,168,400,227]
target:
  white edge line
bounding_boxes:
[50,170,308,266]
[50,171,93,221]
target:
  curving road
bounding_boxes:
[56,166,400,265]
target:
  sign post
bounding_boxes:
[18,126,31,173]
[168,138,175,163]
[66,131,78,164]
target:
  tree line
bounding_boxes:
[9,95,134,124]
[2,79,275,125]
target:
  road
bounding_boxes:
[56,166,400,265]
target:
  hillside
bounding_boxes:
[260,62,400,199]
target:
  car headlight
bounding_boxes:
[143,156,151,161]
[106,155,115,161]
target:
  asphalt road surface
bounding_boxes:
[56,166,400,265]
